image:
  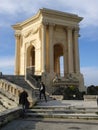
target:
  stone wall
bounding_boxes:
[84,95,98,101]
[0,107,21,127]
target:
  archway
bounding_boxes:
[54,44,64,76]
[27,45,35,74]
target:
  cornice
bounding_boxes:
[40,8,83,22]
[12,10,42,30]
[12,8,83,30]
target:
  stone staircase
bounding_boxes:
[25,100,98,119]
[2,75,33,90]
[0,75,52,102]
[2,75,98,120]
[0,92,18,113]
[1,75,40,99]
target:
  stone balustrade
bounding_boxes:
[0,79,37,107]
[0,79,23,103]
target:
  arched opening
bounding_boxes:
[27,45,35,75]
[54,44,64,77]
[60,56,64,77]
[30,46,35,67]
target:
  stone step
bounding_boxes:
[27,108,98,113]
[32,105,98,112]
[33,105,98,109]
[26,111,98,119]
[25,104,98,119]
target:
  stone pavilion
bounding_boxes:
[12,8,85,93]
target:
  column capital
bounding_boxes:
[66,26,74,31]
[74,27,80,37]
[42,20,55,26]
[15,32,21,38]
[74,27,80,32]
[42,20,48,26]
[48,22,55,26]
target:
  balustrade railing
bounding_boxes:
[25,66,40,88]
[0,79,22,103]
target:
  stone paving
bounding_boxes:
[1,117,98,130]
[1,100,98,130]
[37,100,98,108]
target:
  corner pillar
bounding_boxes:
[64,29,68,76]
[67,27,74,73]
[15,33,21,75]
[41,22,46,73]
[73,27,80,73]
[49,24,54,73]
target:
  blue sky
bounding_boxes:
[0,0,98,86]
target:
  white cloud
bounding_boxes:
[0,56,14,67]
[0,0,41,15]
[0,0,98,27]
[56,0,98,27]
[0,56,14,74]
[0,0,98,82]
[81,66,98,86]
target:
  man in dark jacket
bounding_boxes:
[39,82,47,102]
[19,90,29,111]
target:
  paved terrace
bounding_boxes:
[36,100,98,108]
[1,100,98,130]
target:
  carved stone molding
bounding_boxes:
[25,39,41,51]
[15,33,21,38]
[42,19,56,26]
[23,24,41,38]
[54,37,65,44]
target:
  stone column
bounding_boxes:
[67,27,74,73]
[41,22,46,72]
[24,44,28,79]
[64,29,68,76]
[49,24,54,73]
[64,48,68,76]
[74,27,80,73]
[35,46,41,75]
[15,33,21,75]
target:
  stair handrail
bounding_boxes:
[25,66,41,88]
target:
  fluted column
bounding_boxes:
[67,27,74,73]
[64,29,68,75]
[41,22,46,72]
[24,43,28,78]
[74,27,80,73]
[49,24,54,73]
[15,33,21,75]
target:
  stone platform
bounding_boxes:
[1,118,98,130]
[1,100,98,130]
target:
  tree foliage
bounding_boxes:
[52,85,85,100]
[87,85,98,95]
